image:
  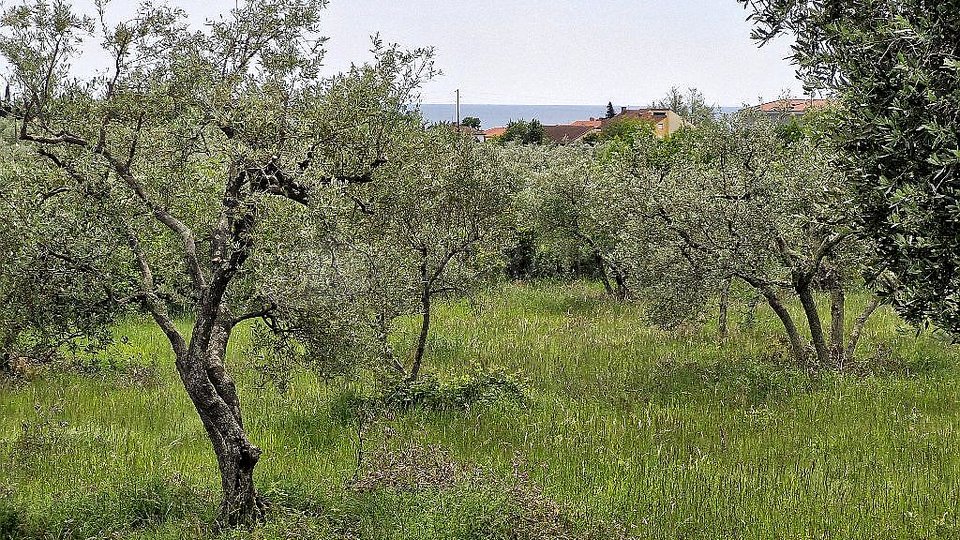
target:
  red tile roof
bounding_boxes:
[601,108,670,127]
[543,124,595,143]
[484,127,507,138]
[572,119,602,128]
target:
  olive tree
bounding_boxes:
[739,0,960,335]
[0,0,433,525]
[518,144,635,299]
[355,126,514,381]
[621,111,879,368]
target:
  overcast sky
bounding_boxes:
[64,0,805,107]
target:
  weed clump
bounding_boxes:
[378,365,529,412]
[347,441,632,540]
[350,442,464,493]
[330,364,528,425]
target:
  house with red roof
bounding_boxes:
[542,124,598,143]
[483,126,507,139]
[601,107,686,138]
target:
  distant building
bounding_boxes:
[483,127,507,139]
[755,98,830,119]
[542,124,598,144]
[571,119,602,129]
[453,124,486,142]
[601,107,686,138]
[481,123,595,144]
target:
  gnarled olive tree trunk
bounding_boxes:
[188,318,263,526]
[142,258,265,526]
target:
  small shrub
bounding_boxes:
[349,442,465,493]
[377,364,529,412]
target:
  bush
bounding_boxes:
[377,365,528,412]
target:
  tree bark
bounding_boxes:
[829,285,845,366]
[844,296,881,364]
[594,252,614,296]
[795,278,830,367]
[174,313,263,527]
[718,278,731,342]
[759,286,807,365]
[409,274,431,382]
[612,269,628,301]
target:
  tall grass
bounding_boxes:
[1,282,958,539]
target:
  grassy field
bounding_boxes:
[2,282,959,539]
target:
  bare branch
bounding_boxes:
[231,302,278,328]
[124,227,187,358]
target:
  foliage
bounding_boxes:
[341,126,516,380]
[0,144,125,375]
[500,119,547,145]
[605,101,616,119]
[373,365,528,412]
[515,144,636,298]
[739,0,960,335]
[597,116,654,143]
[609,109,881,367]
[460,116,481,129]
[651,86,717,124]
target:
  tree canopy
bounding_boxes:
[739,0,960,335]
[0,0,435,525]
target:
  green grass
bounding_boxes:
[1,281,959,539]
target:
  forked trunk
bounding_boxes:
[759,286,807,365]
[595,252,614,296]
[844,296,881,364]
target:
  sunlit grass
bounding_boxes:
[1,281,959,539]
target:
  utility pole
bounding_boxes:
[455,89,460,127]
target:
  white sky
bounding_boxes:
[59,0,805,107]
